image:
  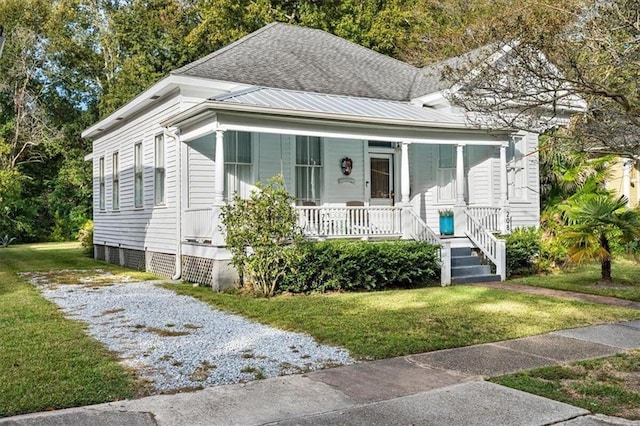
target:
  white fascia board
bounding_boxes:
[84,153,93,161]
[81,76,246,139]
[178,113,219,142]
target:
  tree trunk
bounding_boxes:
[600,234,612,282]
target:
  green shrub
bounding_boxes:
[77,220,94,257]
[505,227,542,277]
[220,175,302,297]
[280,240,440,293]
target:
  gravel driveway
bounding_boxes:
[23,270,354,393]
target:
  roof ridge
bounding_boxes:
[297,24,421,73]
[224,85,417,104]
[171,22,282,75]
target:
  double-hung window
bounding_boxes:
[224,131,252,200]
[154,134,165,205]
[295,136,322,205]
[134,142,143,208]
[437,145,456,202]
[112,152,119,210]
[99,157,105,210]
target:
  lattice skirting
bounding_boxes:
[148,251,176,278]
[123,248,145,271]
[181,255,214,286]
[92,245,236,288]
[95,245,106,261]
[107,246,120,264]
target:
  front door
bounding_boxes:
[369,153,394,206]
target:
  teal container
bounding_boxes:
[439,216,454,235]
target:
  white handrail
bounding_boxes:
[404,209,451,286]
[464,211,506,280]
[405,209,441,245]
[466,206,502,232]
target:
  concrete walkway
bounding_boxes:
[478,281,640,310]
[4,318,640,425]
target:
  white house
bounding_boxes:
[83,23,555,288]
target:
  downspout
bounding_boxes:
[165,126,182,280]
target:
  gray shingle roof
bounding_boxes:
[172,23,425,101]
[416,44,501,95]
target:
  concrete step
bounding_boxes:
[451,264,491,277]
[451,247,472,257]
[452,274,502,284]
[451,256,481,267]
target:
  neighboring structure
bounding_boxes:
[83,23,566,288]
[605,157,640,207]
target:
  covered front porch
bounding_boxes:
[166,88,526,285]
[183,202,508,285]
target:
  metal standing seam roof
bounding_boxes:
[210,87,466,124]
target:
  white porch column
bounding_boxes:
[400,142,412,239]
[401,142,411,205]
[214,130,225,205]
[455,143,465,206]
[623,158,633,207]
[211,129,226,246]
[453,143,466,236]
[499,142,510,233]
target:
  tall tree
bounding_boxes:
[435,0,640,157]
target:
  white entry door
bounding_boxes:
[369,153,394,206]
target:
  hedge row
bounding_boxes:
[280,240,440,293]
[504,227,542,277]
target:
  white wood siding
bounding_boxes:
[187,134,216,208]
[323,138,366,204]
[92,93,183,253]
[509,132,540,228]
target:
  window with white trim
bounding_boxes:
[507,135,527,201]
[437,145,456,202]
[154,134,165,205]
[134,142,143,208]
[295,136,322,205]
[99,157,105,210]
[224,131,252,200]
[112,152,119,210]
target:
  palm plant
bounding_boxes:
[560,193,640,282]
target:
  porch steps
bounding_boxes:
[450,247,501,284]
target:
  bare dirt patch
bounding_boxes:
[20,269,135,287]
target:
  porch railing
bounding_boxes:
[464,210,506,280]
[465,206,502,232]
[296,206,402,238]
[405,209,441,245]
[184,207,214,242]
[405,209,451,286]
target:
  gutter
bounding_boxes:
[165,127,182,280]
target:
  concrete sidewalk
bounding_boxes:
[4,320,640,425]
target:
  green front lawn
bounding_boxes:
[492,350,640,420]
[0,243,146,418]
[168,284,640,360]
[3,242,640,418]
[512,260,640,301]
